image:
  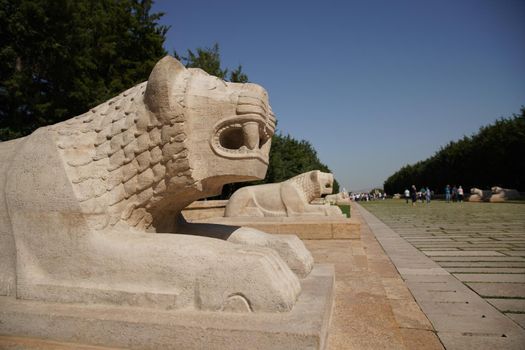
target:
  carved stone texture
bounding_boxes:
[489,186,521,202]
[224,170,344,217]
[325,192,350,205]
[0,56,313,313]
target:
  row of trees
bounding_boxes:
[0,0,168,140]
[0,0,338,197]
[384,109,525,194]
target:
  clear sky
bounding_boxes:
[153,0,525,192]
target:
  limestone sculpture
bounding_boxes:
[325,192,350,205]
[0,56,314,313]
[224,170,343,217]
[489,186,521,202]
[469,188,491,202]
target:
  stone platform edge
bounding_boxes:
[0,264,335,350]
[194,217,361,240]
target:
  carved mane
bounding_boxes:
[287,170,323,203]
[52,57,194,231]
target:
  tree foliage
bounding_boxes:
[175,43,248,83]
[384,108,525,194]
[0,0,168,140]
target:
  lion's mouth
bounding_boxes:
[212,115,275,163]
[211,93,276,163]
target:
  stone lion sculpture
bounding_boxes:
[0,56,314,313]
[325,192,350,205]
[489,186,521,202]
[224,170,343,217]
[469,187,491,202]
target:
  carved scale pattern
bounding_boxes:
[51,81,192,231]
[287,171,321,203]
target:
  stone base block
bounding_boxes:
[0,264,334,350]
[196,217,361,240]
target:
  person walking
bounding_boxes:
[457,186,464,202]
[426,187,431,204]
[445,185,451,203]
[411,185,417,206]
[404,188,410,204]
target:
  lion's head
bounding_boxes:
[318,172,335,196]
[288,170,335,202]
[53,56,276,232]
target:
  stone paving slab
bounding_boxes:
[0,336,118,349]
[437,332,525,350]
[354,202,525,349]
[433,256,525,262]
[487,298,525,313]
[422,251,505,256]
[467,283,525,298]
[304,207,443,350]
[508,314,525,328]
[439,261,525,268]
[446,267,525,273]
[454,273,525,283]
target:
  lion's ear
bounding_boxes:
[311,170,320,182]
[144,56,186,114]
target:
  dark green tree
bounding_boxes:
[0,0,168,140]
[175,43,248,83]
[384,108,525,194]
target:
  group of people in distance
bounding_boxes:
[403,184,464,205]
[404,185,432,205]
[444,184,464,203]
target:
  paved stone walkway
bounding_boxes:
[357,200,525,349]
[306,208,443,350]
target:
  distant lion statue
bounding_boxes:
[469,187,491,202]
[325,192,350,205]
[0,56,313,313]
[490,186,521,202]
[225,170,343,217]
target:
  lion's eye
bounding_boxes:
[219,126,244,150]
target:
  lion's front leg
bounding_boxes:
[227,227,314,278]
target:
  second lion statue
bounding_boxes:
[0,56,313,313]
[225,170,344,217]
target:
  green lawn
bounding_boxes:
[337,204,350,218]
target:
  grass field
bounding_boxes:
[337,204,350,218]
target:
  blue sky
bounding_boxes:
[153,0,525,191]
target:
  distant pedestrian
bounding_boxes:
[404,188,410,203]
[411,185,417,206]
[457,186,464,202]
[445,185,451,203]
[425,187,431,204]
[452,186,457,202]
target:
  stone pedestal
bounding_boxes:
[0,265,334,350]
[196,216,361,240]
